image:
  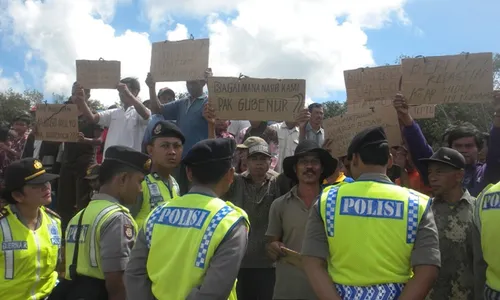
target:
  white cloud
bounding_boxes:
[0,68,25,92]
[0,0,415,107]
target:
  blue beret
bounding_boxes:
[347,126,388,159]
[104,146,151,173]
[151,120,185,144]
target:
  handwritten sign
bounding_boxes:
[347,100,436,119]
[344,65,401,104]
[323,107,402,158]
[208,77,306,121]
[35,104,79,142]
[150,38,209,82]
[402,52,493,105]
[76,60,121,89]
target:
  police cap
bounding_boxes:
[104,146,151,174]
[84,164,101,180]
[151,120,185,144]
[347,126,388,159]
[1,158,59,202]
[182,138,236,166]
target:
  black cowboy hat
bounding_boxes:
[282,140,338,182]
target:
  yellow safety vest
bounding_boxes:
[319,181,429,298]
[136,173,179,229]
[477,181,500,293]
[65,200,137,280]
[145,193,250,300]
[0,205,61,300]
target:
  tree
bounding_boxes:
[176,92,189,100]
[52,92,106,111]
[0,89,44,124]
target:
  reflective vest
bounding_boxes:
[65,199,137,280]
[319,181,429,298]
[136,173,180,229]
[477,182,500,292]
[0,205,61,300]
[145,193,250,300]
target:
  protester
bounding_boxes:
[236,121,280,170]
[419,147,482,299]
[10,113,31,158]
[266,140,337,300]
[0,158,61,300]
[224,136,282,300]
[298,103,325,147]
[393,144,432,196]
[148,69,213,195]
[270,120,300,173]
[125,138,249,300]
[394,93,500,196]
[73,79,151,153]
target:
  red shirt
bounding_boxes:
[96,128,108,164]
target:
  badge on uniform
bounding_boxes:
[34,160,43,170]
[124,224,134,239]
[48,224,61,246]
[148,183,161,197]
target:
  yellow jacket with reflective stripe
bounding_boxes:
[145,193,249,300]
[64,199,137,280]
[0,205,61,300]
[136,173,179,229]
[319,181,430,286]
[477,181,500,291]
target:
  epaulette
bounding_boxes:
[0,207,10,220]
[43,207,61,219]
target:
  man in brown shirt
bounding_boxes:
[419,147,484,300]
[223,136,283,300]
[266,140,337,300]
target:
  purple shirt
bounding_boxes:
[403,121,500,197]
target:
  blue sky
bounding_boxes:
[0,0,498,105]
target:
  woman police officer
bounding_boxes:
[0,158,62,300]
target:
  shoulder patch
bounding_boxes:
[43,207,61,219]
[0,207,10,219]
[124,223,134,239]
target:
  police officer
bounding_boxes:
[301,126,441,300]
[0,158,61,300]
[62,145,150,300]
[125,138,250,300]
[133,120,183,228]
[473,181,500,299]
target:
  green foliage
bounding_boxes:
[176,92,189,100]
[0,89,43,124]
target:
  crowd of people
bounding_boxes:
[0,71,499,300]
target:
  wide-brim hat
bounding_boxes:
[283,140,338,182]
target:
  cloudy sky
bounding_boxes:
[0,0,498,106]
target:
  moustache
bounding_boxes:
[303,169,316,175]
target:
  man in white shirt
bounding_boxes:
[73,78,151,154]
[270,121,299,172]
[228,120,251,137]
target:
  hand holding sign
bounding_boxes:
[203,102,216,125]
[393,93,409,116]
[145,72,156,89]
[295,108,310,129]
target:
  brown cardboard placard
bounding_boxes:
[207,77,306,121]
[76,60,121,89]
[402,52,493,105]
[150,38,209,82]
[344,65,401,105]
[35,104,79,142]
[347,100,436,119]
[323,107,402,158]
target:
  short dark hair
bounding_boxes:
[308,103,323,112]
[357,143,390,166]
[13,114,31,125]
[444,123,484,150]
[189,162,231,185]
[98,160,140,186]
[120,77,140,92]
[0,124,9,142]
[108,105,118,109]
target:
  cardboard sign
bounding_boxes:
[347,100,436,119]
[150,38,210,82]
[76,60,121,89]
[344,65,401,105]
[35,104,79,142]
[323,107,402,158]
[402,52,493,105]
[207,77,306,121]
